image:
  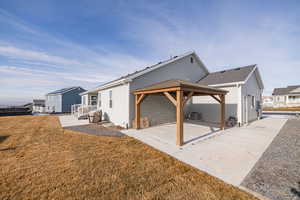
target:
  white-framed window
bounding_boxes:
[90,95,97,105]
[98,93,101,107]
[109,90,112,108]
[251,96,255,108]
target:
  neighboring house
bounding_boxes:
[46,87,86,113]
[272,85,300,107]
[81,51,264,127]
[262,96,274,107]
[32,99,45,113]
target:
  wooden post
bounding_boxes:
[135,94,141,129]
[220,94,225,130]
[176,90,183,146]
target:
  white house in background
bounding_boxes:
[272,85,300,107]
[32,99,45,113]
[262,96,274,107]
[80,51,264,127]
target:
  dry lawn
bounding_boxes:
[263,106,300,111]
[0,116,258,200]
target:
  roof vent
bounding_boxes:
[158,61,162,64]
[235,68,241,70]
[173,56,178,58]
[220,70,226,73]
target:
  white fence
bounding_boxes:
[71,104,97,118]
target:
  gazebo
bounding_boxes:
[133,80,228,146]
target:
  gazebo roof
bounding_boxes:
[133,79,228,95]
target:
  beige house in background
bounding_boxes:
[272,85,300,107]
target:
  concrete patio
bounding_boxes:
[122,118,287,186]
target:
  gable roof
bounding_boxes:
[272,85,300,95]
[47,87,85,95]
[198,65,256,86]
[81,51,209,95]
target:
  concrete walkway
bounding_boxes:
[122,118,287,186]
[59,115,89,128]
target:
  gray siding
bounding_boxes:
[188,85,238,123]
[129,55,208,127]
[241,71,262,123]
[62,88,85,113]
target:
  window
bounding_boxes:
[251,96,255,108]
[90,95,97,105]
[98,93,101,107]
[190,57,194,63]
[109,90,112,108]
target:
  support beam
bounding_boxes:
[210,95,221,103]
[220,94,225,130]
[163,92,177,106]
[135,94,141,129]
[137,94,146,105]
[183,92,194,105]
[176,90,183,146]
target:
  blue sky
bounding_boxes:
[0,0,300,105]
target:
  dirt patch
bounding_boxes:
[0,115,258,200]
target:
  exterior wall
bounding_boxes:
[81,93,97,106]
[45,94,62,113]
[81,94,88,106]
[32,105,45,113]
[129,55,208,127]
[97,83,130,127]
[62,88,85,113]
[188,85,239,123]
[286,95,300,106]
[273,95,300,107]
[241,72,262,123]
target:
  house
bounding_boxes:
[32,99,45,113]
[80,51,263,128]
[262,96,274,107]
[46,87,86,113]
[272,85,300,107]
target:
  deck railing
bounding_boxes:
[71,104,97,118]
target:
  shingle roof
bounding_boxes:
[197,65,256,86]
[96,52,199,88]
[47,87,84,95]
[272,85,300,95]
[134,79,227,94]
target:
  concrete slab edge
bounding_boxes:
[239,186,272,200]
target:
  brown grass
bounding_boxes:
[0,116,258,200]
[263,106,300,111]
